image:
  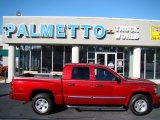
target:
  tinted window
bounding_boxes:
[72,67,90,80]
[94,68,117,81]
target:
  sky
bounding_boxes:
[0,0,160,34]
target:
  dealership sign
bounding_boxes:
[115,26,140,40]
[150,26,160,40]
[4,23,139,40]
[4,23,107,39]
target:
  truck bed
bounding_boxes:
[18,73,62,79]
[10,76,63,104]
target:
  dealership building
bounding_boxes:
[2,16,160,83]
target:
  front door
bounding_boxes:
[92,66,127,105]
[95,53,117,71]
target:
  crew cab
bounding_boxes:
[10,63,160,115]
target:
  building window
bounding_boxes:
[79,46,87,63]
[116,47,124,76]
[124,47,130,77]
[86,46,125,76]
[42,46,52,73]
[19,45,30,72]
[0,46,2,65]
[65,46,72,64]
[141,48,145,78]
[146,48,155,79]
[141,48,160,80]
[19,45,72,74]
[156,48,160,79]
[31,46,41,72]
[53,46,64,71]
[87,46,96,64]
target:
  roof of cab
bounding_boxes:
[64,63,106,67]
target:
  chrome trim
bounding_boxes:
[68,96,92,99]
[68,96,126,99]
[66,105,125,110]
[93,96,126,99]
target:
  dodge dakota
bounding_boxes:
[10,63,160,115]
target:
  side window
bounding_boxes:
[94,68,117,81]
[72,67,90,80]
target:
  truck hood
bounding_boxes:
[126,77,156,85]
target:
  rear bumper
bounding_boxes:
[9,92,29,102]
[9,92,13,99]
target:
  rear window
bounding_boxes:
[72,67,90,80]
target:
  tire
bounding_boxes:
[129,94,152,116]
[32,93,53,115]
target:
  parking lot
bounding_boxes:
[0,83,160,120]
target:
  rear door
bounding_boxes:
[63,66,92,104]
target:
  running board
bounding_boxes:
[66,105,126,111]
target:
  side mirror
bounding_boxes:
[116,77,121,84]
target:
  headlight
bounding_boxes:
[154,85,158,94]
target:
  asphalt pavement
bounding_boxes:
[0,83,160,120]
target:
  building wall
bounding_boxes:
[2,43,9,66]
[0,35,2,65]
[3,43,9,49]
[2,16,160,83]
[2,57,8,66]
[2,16,160,47]
[0,35,9,66]
[0,35,2,46]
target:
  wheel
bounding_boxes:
[32,93,53,115]
[129,94,152,116]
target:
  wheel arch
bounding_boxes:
[125,92,152,107]
[30,89,54,101]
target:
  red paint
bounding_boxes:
[10,63,160,107]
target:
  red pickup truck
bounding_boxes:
[10,63,160,116]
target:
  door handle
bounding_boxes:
[95,84,103,87]
[68,83,75,86]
